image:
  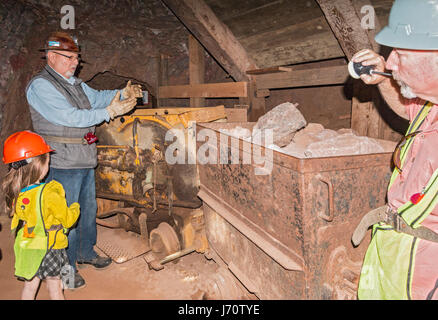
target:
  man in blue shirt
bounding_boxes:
[26,31,142,289]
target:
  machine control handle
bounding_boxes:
[316,174,334,222]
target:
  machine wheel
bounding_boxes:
[149,222,181,261]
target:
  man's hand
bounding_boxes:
[352,49,387,85]
[122,80,142,100]
[106,91,137,119]
[353,49,408,120]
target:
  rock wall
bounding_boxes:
[0,0,233,138]
[0,0,231,215]
[0,1,36,134]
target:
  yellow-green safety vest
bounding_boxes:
[13,184,48,280]
[358,101,438,300]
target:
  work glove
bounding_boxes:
[106,91,137,119]
[122,80,143,100]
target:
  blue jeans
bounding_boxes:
[45,168,98,271]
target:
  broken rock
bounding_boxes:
[277,122,396,158]
[304,133,385,157]
[253,102,306,147]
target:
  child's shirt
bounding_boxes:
[11,180,80,249]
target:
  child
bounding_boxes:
[2,130,80,300]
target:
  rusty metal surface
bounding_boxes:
[96,224,150,264]
[95,198,209,271]
[203,265,252,300]
[150,222,181,260]
[202,203,306,299]
[95,107,228,209]
[93,110,212,270]
[198,187,303,272]
[197,122,393,299]
[95,117,201,209]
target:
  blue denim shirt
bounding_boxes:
[26,66,122,128]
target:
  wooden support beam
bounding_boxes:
[238,80,266,122]
[351,82,372,137]
[316,0,379,60]
[225,108,247,122]
[254,65,348,90]
[133,106,247,122]
[189,35,206,107]
[256,89,270,98]
[351,84,391,139]
[158,82,248,99]
[161,0,257,82]
[161,0,265,120]
[246,66,292,75]
[155,54,169,108]
[133,106,224,116]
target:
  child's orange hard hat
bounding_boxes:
[2,130,54,164]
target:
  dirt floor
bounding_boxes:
[0,215,253,300]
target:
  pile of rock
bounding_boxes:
[221,101,396,158]
[275,123,394,158]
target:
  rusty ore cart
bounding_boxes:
[196,122,393,300]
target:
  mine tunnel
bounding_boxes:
[3,0,436,303]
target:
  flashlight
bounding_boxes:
[348,60,392,79]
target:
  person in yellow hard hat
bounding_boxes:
[26,31,143,289]
[352,0,438,299]
[2,130,80,300]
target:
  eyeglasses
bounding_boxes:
[52,51,81,62]
[392,130,421,173]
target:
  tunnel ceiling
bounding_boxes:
[204,0,393,67]
[18,0,394,72]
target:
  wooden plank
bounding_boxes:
[206,0,284,27]
[210,0,323,39]
[189,35,206,107]
[158,82,248,98]
[133,106,224,116]
[156,54,169,108]
[178,105,227,126]
[254,65,348,90]
[240,80,265,121]
[351,82,372,136]
[256,89,270,98]
[246,66,292,75]
[225,108,247,122]
[162,0,257,82]
[239,16,344,68]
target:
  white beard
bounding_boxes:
[65,70,74,78]
[393,74,417,99]
[399,81,417,99]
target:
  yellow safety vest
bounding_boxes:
[358,102,438,299]
[13,184,48,280]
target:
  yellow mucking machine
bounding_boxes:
[94,106,227,269]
